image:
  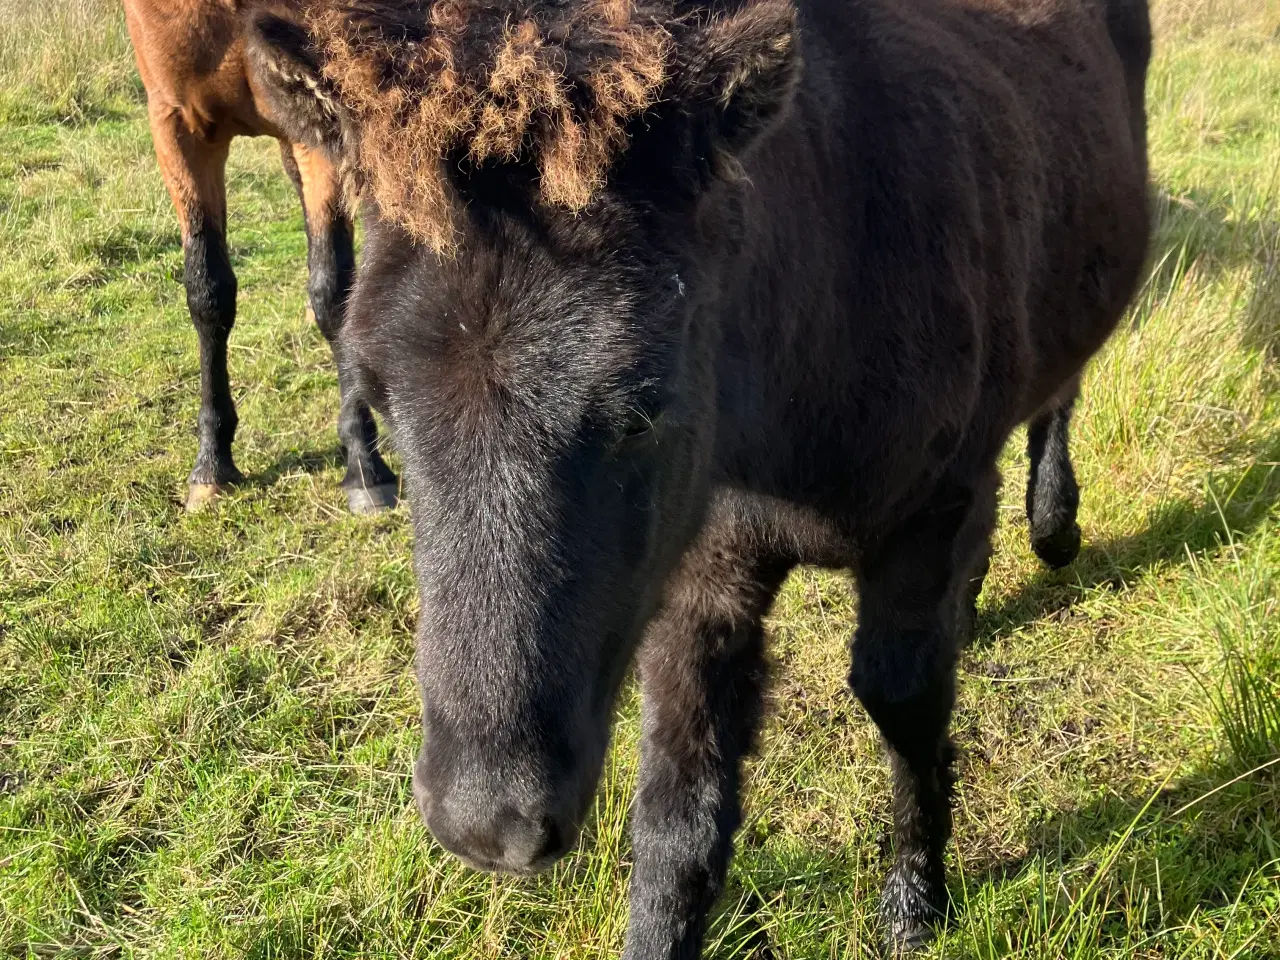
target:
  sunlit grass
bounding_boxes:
[0,0,141,124]
[1,1,1278,957]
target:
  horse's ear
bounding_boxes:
[246,9,354,165]
[677,0,800,169]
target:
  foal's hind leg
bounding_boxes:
[148,104,241,510]
[1026,379,1082,568]
[625,524,791,960]
[849,472,998,952]
[280,142,398,513]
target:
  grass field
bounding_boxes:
[3,1,1280,957]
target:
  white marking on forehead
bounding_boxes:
[673,274,685,297]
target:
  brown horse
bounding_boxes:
[123,0,397,513]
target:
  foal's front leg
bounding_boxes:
[625,542,790,960]
[849,475,997,952]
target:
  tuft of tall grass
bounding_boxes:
[1214,638,1280,771]
[1187,526,1280,771]
[0,0,141,123]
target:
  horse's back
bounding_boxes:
[739,0,1150,508]
[838,0,1149,418]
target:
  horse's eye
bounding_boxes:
[624,415,655,439]
[612,409,663,449]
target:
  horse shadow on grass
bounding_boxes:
[1148,185,1277,275]
[243,446,346,491]
[976,425,1280,646]
[84,224,183,270]
[708,753,1278,958]
[962,754,1278,893]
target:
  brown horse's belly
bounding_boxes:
[124,0,282,143]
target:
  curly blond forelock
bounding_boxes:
[302,0,673,252]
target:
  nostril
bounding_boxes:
[493,812,562,871]
[427,808,504,869]
[530,817,566,864]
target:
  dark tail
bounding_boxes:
[1026,381,1083,569]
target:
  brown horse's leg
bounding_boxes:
[625,523,791,960]
[1026,377,1081,568]
[148,103,241,510]
[849,470,998,953]
[280,141,398,514]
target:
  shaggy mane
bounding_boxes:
[301,0,678,250]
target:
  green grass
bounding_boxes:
[2,1,1280,957]
[0,0,141,125]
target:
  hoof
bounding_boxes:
[880,863,944,956]
[346,481,399,515]
[186,482,230,512]
[883,923,934,957]
[1031,521,1081,569]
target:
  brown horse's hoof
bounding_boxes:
[186,482,230,512]
[347,482,399,515]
